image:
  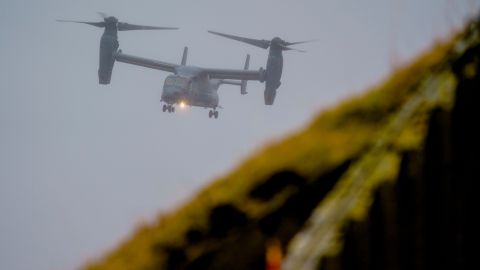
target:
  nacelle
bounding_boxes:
[98,34,119,84]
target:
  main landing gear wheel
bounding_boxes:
[208,110,219,119]
[163,104,175,113]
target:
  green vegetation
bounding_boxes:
[85,26,466,270]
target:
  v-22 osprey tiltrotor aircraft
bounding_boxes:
[58,14,315,118]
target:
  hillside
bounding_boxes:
[86,17,479,270]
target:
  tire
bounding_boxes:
[214,111,219,119]
[162,104,167,112]
[209,110,213,118]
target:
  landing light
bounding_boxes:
[179,101,187,109]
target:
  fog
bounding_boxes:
[0,0,477,269]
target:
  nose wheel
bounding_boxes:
[208,110,219,119]
[163,104,175,113]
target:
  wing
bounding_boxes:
[203,67,265,81]
[114,51,264,81]
[114,51,178,73]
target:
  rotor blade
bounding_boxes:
[208,31,270,49]
[279,45,306,53]
[56,20,105,28]
[118,22,179,31]
[284,39,318,46]
[98,12,108,19]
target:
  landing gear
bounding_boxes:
[208,109,219,119]
[163,104,175,113]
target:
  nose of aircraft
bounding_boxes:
[162,85,186,103]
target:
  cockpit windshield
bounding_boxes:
[164,76,190,89]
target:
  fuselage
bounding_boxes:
[161,68,220,109]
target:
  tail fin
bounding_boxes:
[240,54,250,95]
[181,46,188,65]
[218,54,251,94]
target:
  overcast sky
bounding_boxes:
[0,0,477,269]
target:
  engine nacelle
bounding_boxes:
[98,34,119,84]
[264,80,280,105]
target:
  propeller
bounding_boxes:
[208,31,316,52]
[278,45,307,53]
[56,20,105,28]
[57,13,179,31]
[208,31,270,49]
[97,12,108,19]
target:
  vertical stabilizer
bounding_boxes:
[181,46,188,65]
[240,54,250,95]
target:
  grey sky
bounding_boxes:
[0,0,477,269]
